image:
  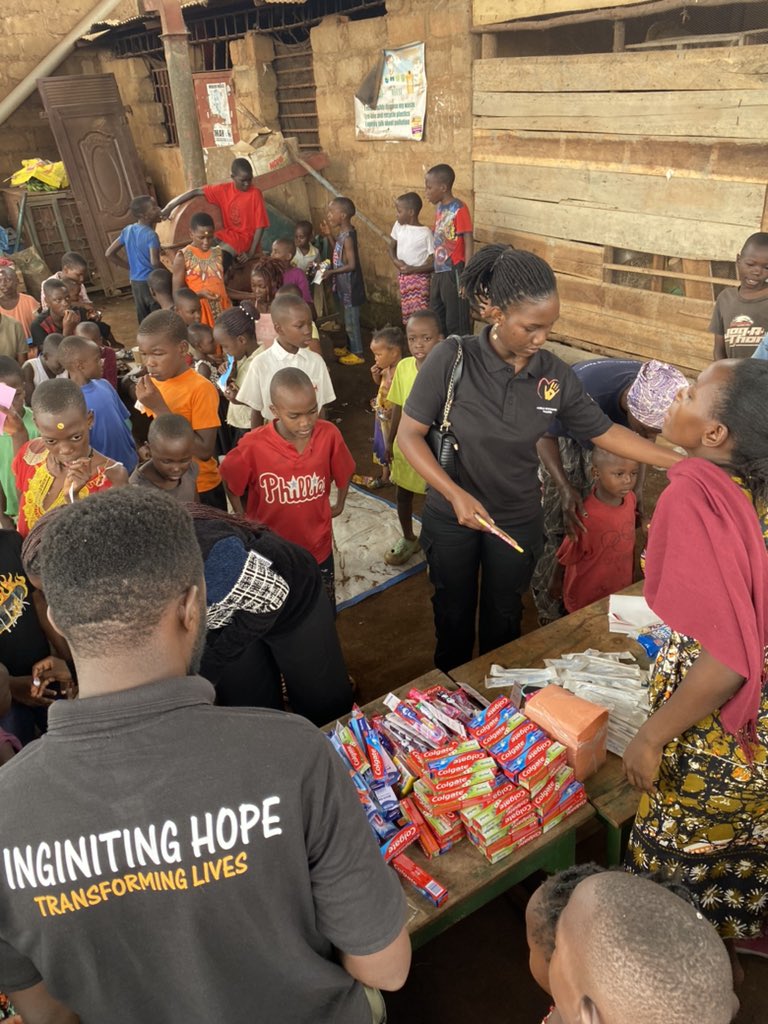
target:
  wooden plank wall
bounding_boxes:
[472,48,768,372]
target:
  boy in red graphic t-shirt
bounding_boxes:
[220,367,355,606]
[552,448,638,614]
[162,159,270,272]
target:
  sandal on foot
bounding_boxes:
[384,537,421,566]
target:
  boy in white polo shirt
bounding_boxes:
[237,293,335,428]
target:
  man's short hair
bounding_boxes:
[148,412,195,445]
[31,378,87,418]
[559,873,735,1024]
[130,195,154,218]
[231,158,253,177]
[426,163,456,188]
[61,251,88,270]
[138,309,188,343]
[38,489,204,656]
[269,366,315,403]
[43,278,68,300]
[190,212,215,231]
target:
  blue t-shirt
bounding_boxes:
[118,223,160,282]
[548,358,642,444]
[82,379,138,473]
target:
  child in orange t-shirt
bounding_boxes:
[135,309,225,508]
[172,212,231,328]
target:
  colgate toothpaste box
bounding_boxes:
[392,853,448,906]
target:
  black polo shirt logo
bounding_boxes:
[536,376,561,414]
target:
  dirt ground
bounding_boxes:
[100,293,766,1023]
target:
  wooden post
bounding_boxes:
[154,0,206,189]
[613,20,626,51]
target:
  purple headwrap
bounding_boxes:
[626,360,688,430]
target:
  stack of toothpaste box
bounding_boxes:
[326,683,588,898]
[461,695,587,861]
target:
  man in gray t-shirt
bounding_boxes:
[0,489,409,1024]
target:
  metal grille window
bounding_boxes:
[148,63,179,145]
[273,39,320,153]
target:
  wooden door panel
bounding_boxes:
[38,74,147,294]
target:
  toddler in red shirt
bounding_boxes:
[553,449,638,614]
[220,366,355,606]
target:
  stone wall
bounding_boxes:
[310,0,477,306]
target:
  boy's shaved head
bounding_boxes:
[0,355,22,383]
[330,196,355,219]
[270,293,310,324]
[148,412,195,445]
[269,366,314,403]
[42,334,64,357]
[31,377,87,419]
[550,872,735,1024]
[61,251,87,270]
[38,488,204,658]
[74,321,102,343]
[741,231,768,252]
[148,268,172,297]
[426,163,455,188]
[43,279,68,301]
[138,309,187,344]
[58,335,98,366]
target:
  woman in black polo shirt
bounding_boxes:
[398,245,682,671]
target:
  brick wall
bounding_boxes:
[310,0,477,306]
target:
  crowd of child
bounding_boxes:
[0,154,765,1022]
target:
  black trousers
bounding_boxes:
[421,503,544,673]
[130,280,155,324]
[430,264,469,337]
[201,588,353,726]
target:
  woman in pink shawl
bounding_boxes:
[624,358,768,966]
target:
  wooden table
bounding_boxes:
[448,583,645,865]
[342,670,595,948]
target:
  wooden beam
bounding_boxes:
[481,33,498,58]
[472,0,766,31]
[474,88,768,141]
[473,47,768,92]
[612,19,625,51]
[474,161,764,226]
[474,225,605,279]
[475,195,759,261]
[603,263,735,287]
[473,130,768,183]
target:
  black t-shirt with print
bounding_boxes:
[0,531,49,677]
[404,328,613,525]
[0,678,406,1022]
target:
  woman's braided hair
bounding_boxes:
[715,358,768,505]
[215,305,257,338]
[460,244,556,309]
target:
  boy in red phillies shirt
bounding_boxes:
[220,366,355,607]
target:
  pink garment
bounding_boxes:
[644,458,768,743]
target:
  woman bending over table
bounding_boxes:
[624,357,768,962]
[397,244,681,672]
